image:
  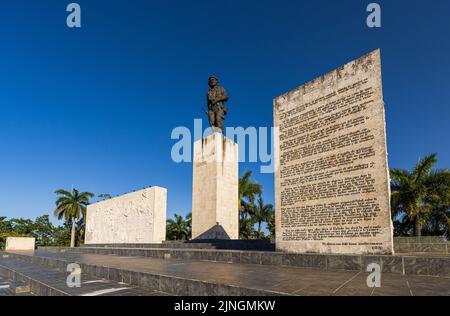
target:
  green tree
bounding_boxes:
[167,214,190,241]
[185,212,192,239]
[422,196,450,238]
[266,208,275,240]
[33,215,56,247]
[52,224,71,247]
[239,217,255,240]
[238,171,262,239]
[53,189,94,248]
[0,215,78,249]
[0,217,12,234]
[10,218,34,235]
[252,197,273,239]
[391,154,450,237]
[0,217,31,249]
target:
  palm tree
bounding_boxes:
[239,171,262,212]
[391,153,450,237]
[239,216,255,240]
[54,189,94,248]
[238,171,262,239]
[185,212,192,240]
[166,214,190,241]
[252,197,273,239]
[423,201,450,238]
[266,209,275,240]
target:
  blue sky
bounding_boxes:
[0,0,449,224]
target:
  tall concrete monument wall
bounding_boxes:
[274,50,394,255]
[192,132,239,240]
[85,186,167,244]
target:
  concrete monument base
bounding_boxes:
[192,132,239,240]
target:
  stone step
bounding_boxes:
[3,250,450,296]
[0,254,168,296]
[81,239,447,252]
[78,239,275,251]
[38,245,450,277]
[0,276,13,296]
[1,251,284,296]
[79,243,217,250]
[9,280,31,294]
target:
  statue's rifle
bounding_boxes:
[203,107,213,128]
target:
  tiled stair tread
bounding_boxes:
[0,276,12,296]
[0,275,33,296]
[0,257,167,296]
[9,280,31,294]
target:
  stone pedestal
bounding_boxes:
[192,132,239,240]
[85,186,167,244]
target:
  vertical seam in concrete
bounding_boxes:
[151,188,156,242]
[402,256,405,275]
[222,133,226,176]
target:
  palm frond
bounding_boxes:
[413,153,437,183]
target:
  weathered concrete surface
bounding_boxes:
[274,50,394,255]
[85,186,167,244]
[192,132,239,240]
[5,237,35,251]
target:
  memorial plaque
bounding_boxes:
[274,50,394,255]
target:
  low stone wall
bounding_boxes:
[394,237,449,254]
[5,237,35,251]
[395,236,447,244]
[79,240,275,251]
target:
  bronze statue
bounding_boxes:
[206,76,229,132]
